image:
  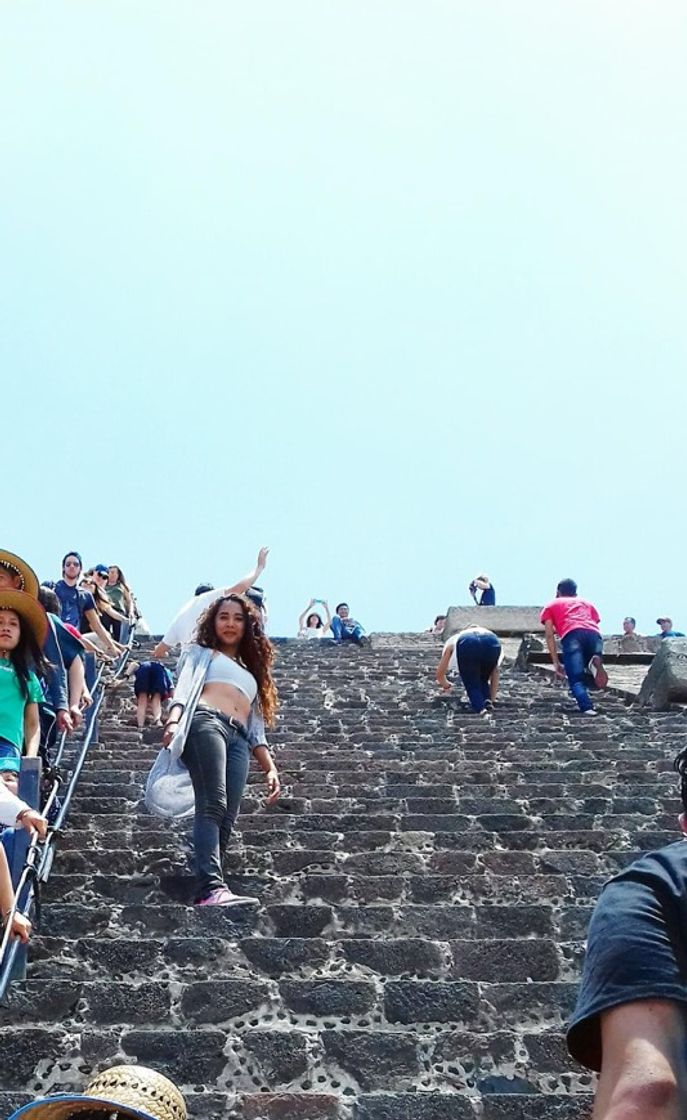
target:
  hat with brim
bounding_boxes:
[657,617,672,625]
[7,1065,187,1120]
[0,550,39,598]
[0,590,48,647]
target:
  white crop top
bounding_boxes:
[204,653,258,703]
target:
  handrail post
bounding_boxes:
[6,758,42,982]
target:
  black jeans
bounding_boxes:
[181,706,251,899]
[456,631,501,713]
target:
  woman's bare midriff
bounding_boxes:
[199,682,251,725]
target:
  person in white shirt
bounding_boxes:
[297,599,332,639]
[436,624,503,715]
[153,548,269,659]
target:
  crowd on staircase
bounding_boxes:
[2,543,687,1118]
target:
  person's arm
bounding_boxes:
[436,646,453,691]
[83,608,121,655]
[543,620,565,677]
[43,620,71,728]
[473,578,490,590]
[252,745,280,805]
[152,640,171,658]
[223,546,269,596]
[469,583,479,603]
[298,600,313,632]
[321,601,332,635]
[23,702,41,758]
[161,647,198,746]
[0,845,31,943]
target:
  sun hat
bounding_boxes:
[0,551,39,598]
[0,590,49,647]
[7,1064,187,1120]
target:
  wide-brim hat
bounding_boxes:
[0,550,39,598]
[7,1065,187,1120]
[0,589,48,647]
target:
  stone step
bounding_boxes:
[39,900,593,941]
[2,974,580,1032]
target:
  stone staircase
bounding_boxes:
[2,635,685,1120]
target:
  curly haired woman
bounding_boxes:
[160,594,280,907]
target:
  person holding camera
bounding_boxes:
[469,574,496,606]
[297,599,332,639]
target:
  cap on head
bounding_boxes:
[94,564,109,575]
[657,617,673,626]
[194,584,214,596]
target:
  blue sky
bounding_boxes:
[3,2,685,637]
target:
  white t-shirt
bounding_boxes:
[443,627,504,672]
[162,588,224,649]
[298,627,328,640]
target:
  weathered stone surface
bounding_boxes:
[384,981,480,1025]
[323,1030,420,1089]
[638,638,687,708]
[243,1030,309,1084]
[240,938,329,977]
[341,939,445,977]
[354,1094,475,1120]
[0,1030,72,1089]
[279,979,376,1016]
[122,1029,228,1082]
[180,980,269,1022]
[238,1093,341,1119]
[445,606,544,637]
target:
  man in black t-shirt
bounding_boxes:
[567,747,687,1118]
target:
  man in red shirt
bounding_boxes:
[540,578,608,716]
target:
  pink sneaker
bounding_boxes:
[196,887,259,907]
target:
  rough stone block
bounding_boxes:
[341,939,445,977]
[384,981,480,1025]
[279,979,377,1016]
[238,1094,341,1119]
[122,1028,228,1082]
[86,982,171,1025]
[267,905,333,938]
[0,1029,72,1090]
[180,980,269,1023]
[243,1030,309,1084]
[449,940,559,982]
[323,1030,420,1090]
[445,606,544,638]
[638,638,687,708]
[354,1093,475,1120]
[240,938,330,977]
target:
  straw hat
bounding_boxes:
[7,1065,187,1120]
[0,589,48,647]
[0,550,39,598]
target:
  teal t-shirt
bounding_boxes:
[0,660,44,751]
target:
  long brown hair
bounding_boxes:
[194,594,278,726]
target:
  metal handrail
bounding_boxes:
[0,625,138,1000]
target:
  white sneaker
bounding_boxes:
[588,655,608,689]
[583,708,598,717]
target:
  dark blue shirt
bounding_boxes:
[54,580,96,630]
[659,630,685,639]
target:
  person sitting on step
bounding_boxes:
[540,578,608,717]
[151,593,281,907]
[655,616,686,639]
[469,574,496,606]
[436,624,502,715]
[567,743,687,1120]
[297,598,332,639]
[331,602,368,645]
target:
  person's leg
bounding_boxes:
[582,630,608,690]
[478,636,501,709]
[350,625,365,644]
[219,730,251,857]
[150,694,162,725]
[68,657,87,728]
[135,693,148,729]
[593,999,687,1120]
[457,635,487,712]
[330,616,343,642]
[561,631,594,712]
[181,711,230,900]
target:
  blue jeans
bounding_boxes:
[456,632,501,713]
[561,628,603,713]
[182,706,251,899]
[331,617,364,643]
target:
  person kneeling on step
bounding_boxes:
[436,624,502,715]
[147,593,280,907]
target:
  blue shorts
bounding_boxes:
[134,662,173,699]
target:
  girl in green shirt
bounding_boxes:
[0,591,49,768]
